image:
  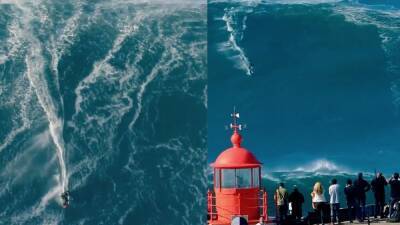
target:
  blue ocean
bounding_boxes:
[208,0,400,215]
[0,1,206,224]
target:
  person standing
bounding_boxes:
[353,173,370,222]
[329,179,340,224]
[371,172,387,218]
[289,185,305,220]
[344,179,357,223]
[274,183,289,224]
[312,182,327,225]
[389,172,400,218]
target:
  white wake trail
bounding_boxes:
[25,45,68,193]
[11,0,69,193]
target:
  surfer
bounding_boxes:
[61,191,70,208]
[249,63,254,75]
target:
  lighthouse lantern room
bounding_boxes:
[208,110,268,225]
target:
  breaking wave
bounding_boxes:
[294,159,348,173]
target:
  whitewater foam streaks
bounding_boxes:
[49,0,86,98]
[73,20,140,116]
[221,8,253,76]
[128,47,177,130]
[11,185,62,224]
[0,79,33,152]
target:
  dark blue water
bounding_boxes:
[208,0,400,215]
[0,1,206,224]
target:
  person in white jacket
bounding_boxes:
[329,179,340,225]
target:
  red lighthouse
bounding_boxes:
[208,110,268,225]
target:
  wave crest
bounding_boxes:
[294,159,347,173]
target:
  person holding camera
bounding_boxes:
[389,172,400,218]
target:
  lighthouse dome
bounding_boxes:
[213,132,261,169]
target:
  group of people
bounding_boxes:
[274,183,305,223]
[273,172,400,224]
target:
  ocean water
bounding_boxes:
[0,0,206,224]
[208,0,400,216]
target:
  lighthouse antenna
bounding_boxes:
[230,106,242,132]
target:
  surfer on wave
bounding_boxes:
[61,191,70,208]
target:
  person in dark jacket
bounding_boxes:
[289,185,304,220]
[389,172,400,218]
[344,179,357,223]
[371,172,387,218]
[354,173,370,221]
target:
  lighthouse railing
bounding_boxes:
[207,189,269,223]
[261,188,268,220]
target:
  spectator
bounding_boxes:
[371,172,387,218]
[274,183,289,224]
[289,185,304,220]
[389,172,400,218]
[354,173,370,221]
[311,182,327,225]
[344,179,357,223]
[329,179,340,224]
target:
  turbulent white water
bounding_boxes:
[221,8,254,76]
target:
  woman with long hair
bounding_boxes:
[312,182,327,225]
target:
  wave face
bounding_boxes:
[0,1,206,224]
[209,0,400,175]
